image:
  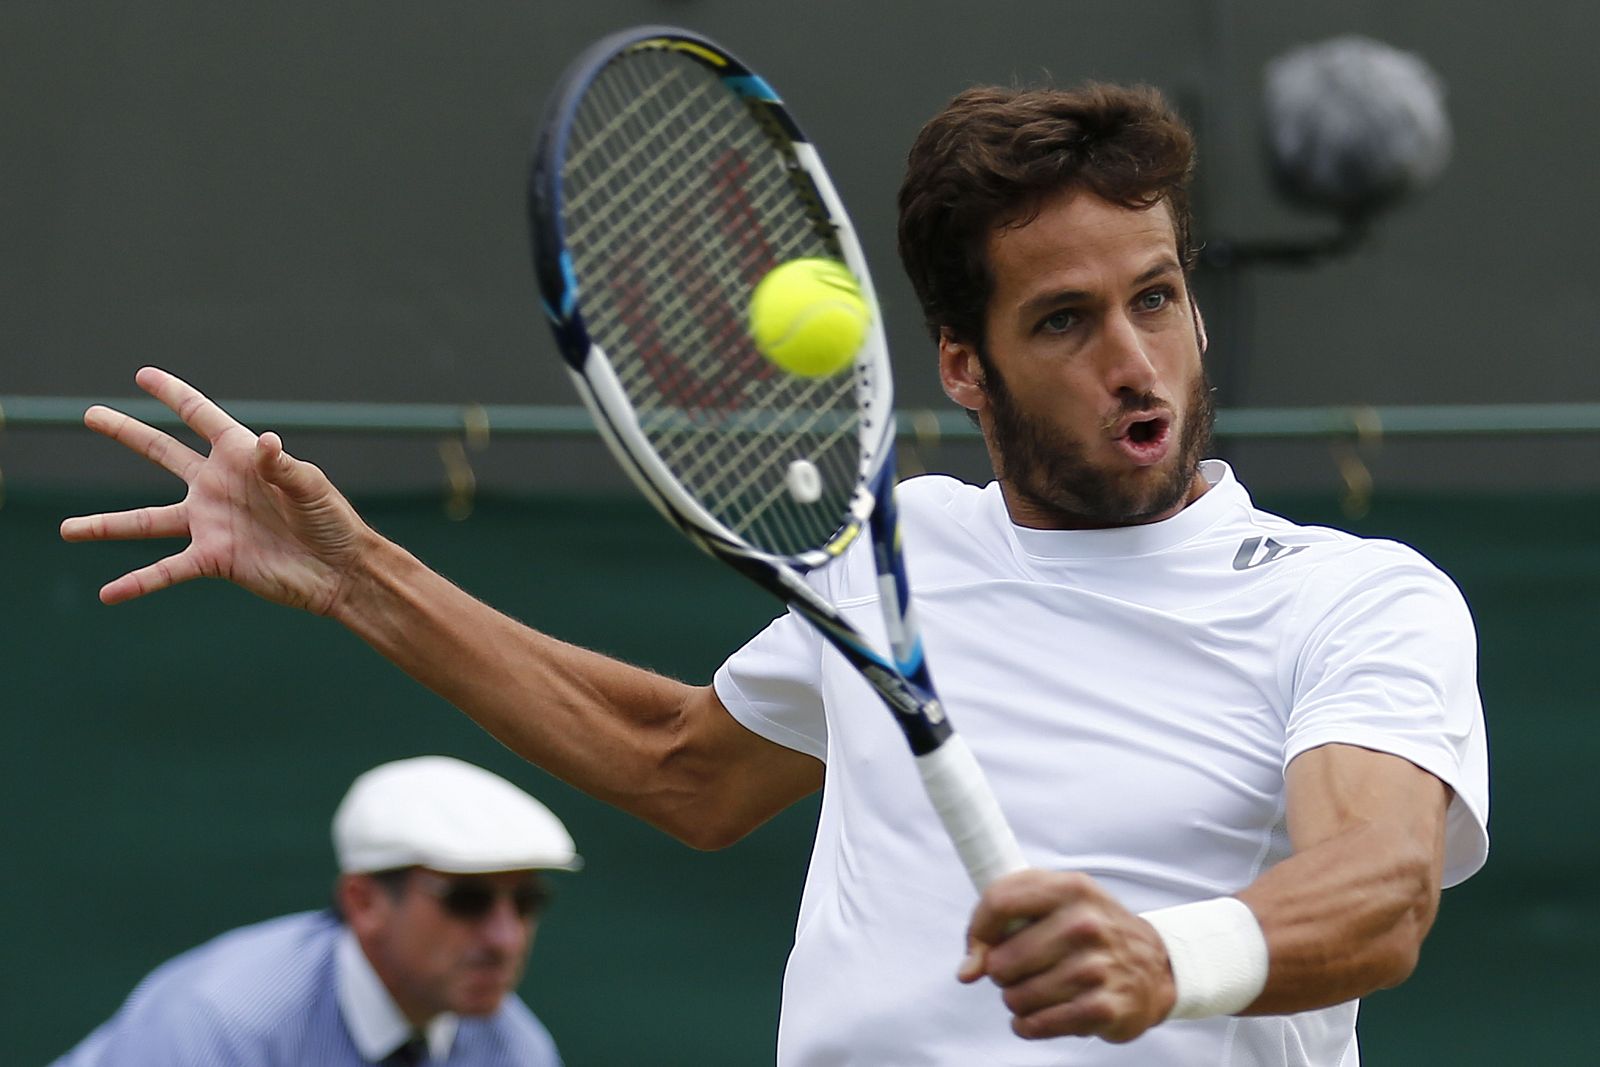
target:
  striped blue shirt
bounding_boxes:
[49,911,562,1066]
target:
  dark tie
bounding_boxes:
[386,1034,429,1065]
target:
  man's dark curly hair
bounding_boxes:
[897,83,1197,347]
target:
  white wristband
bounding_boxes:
[1140,896,1269,1021]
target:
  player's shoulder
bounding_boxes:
[883,474,1009,578]
[1227,502,1467,609]
[894,473,1002,539]
[895,472,979,508]
[1240,505,1445,568]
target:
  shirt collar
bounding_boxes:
[335,925,459,1062]
[1004,458,1244,560]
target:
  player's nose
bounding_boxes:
[1099,310,1159,397]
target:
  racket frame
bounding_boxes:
[529,25,1026,890]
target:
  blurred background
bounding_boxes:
[4,1,1595,1062]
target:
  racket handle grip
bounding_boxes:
[915,735,1029,892]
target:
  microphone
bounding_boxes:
[1263,35,1452,220]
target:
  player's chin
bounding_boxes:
[1118,464,1196,522]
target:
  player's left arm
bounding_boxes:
[960,742,1449,1041]
[1235,740,1449,1013]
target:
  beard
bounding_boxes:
[979,352,1216,528]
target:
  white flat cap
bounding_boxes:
[333,756,582,874]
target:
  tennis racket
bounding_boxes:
[528,25,1026,892]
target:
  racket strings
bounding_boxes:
[561,48,864,557]
[668,399,862,541]
[561,65,702,184]
[566,74,738,250]
[571,62,789,409]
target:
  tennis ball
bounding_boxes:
[748,258,870,378]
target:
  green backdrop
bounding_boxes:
[5,485,1595,1064]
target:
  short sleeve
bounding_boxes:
[714,607,829,762]
[1286,543,1490,887]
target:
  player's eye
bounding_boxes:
[1039,309,1078,334]
[1137,287,1174,312]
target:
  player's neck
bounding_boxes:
[997,470,1211,531]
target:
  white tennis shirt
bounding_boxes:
[714,461,1489,1066]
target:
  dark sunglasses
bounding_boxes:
[413,872,550,920]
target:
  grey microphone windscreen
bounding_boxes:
[1263,36,1452,217]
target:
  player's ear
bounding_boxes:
[339,873,387,936]
[939,329,987,413]
[1191,299,1208,356]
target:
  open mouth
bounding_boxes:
[1127,418,1163,445]
[1114,413,1173,465]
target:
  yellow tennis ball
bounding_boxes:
[748,258,870,378]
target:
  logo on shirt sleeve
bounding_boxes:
[1232,536,1308,570]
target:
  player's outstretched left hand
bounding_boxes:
[959,869,1176,1043]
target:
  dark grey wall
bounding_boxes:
[4,0,1597,496]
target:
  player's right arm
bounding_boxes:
[61,367,822,846]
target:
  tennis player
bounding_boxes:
[63,83,1487,1064]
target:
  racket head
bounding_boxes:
[529,26,894,569]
